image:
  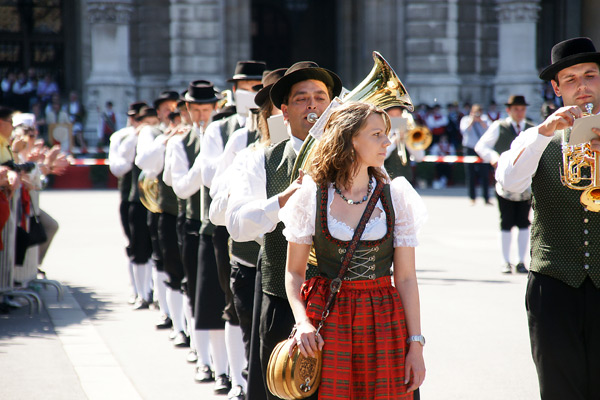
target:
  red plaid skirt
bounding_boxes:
[301,275,412,400]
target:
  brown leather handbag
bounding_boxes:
[266,181,384,399]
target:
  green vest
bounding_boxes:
[128,164,142,203]
[530,133,600,288]
[157,174,178,216]
[183,129,202,222]
[218,114,242,149]
[313,183,395,280]
[262,139,317,298]
[494,120,534,155]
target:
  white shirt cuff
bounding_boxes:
[264,195,281,225]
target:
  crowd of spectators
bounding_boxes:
[0,69,91,152]
[0,107,69,313]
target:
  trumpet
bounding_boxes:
[560,102,600,211]
[392,112,432,165]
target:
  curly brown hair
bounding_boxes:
[308,102,390,189]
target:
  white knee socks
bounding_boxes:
[152,267,170,316]
[209,329,228,377]
[166,288,186,334]
[501,230,512,264]
[517,228,530,263]
[225,322,246,389]
[194,329,211,367]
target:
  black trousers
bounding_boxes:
[231,262,256,361]
[213,226,239,325]
[119,200,132,258]
[127,202,152,264]
[465,147,491,201]
[182,220,200,313]
[526,272,600,399]
[195,234,226,330]
[246,260,266,400]
[147,211,164,272]
[157,213,185,291]
[496,194,531,231]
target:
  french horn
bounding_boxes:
[138,171,162,213]
[291,51,414,182]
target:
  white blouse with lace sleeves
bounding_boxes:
[390,177,428,247]
[279,175,317,245]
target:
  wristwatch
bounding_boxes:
[407,335,426,346]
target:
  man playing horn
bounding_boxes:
[496,37,600,400]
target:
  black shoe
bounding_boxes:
[173,331,190,347]
[501,263,512,274]
[155,314,172,329]
[195,365,214,382]
[187,350,198,363]
[133,298,150,310]
[214,374,232,394]
[228,385,245,400]
[515,262,528,274]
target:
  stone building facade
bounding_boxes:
[1,0,599,140]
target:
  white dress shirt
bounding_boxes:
[460,115,490,149]
[164,129,204,199]
[475,117,521,166]
[108,126,135,177]
[225,135,304,242]
[200,114,246,188]
[209,127,250,199]
[135,125,165,179]
[495,126,554,193]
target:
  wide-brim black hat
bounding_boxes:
[184,80,220,104]
[504,95,529,107]
[127,101,148,117]
[539,37,600,81]
[227,61,267,82]
[270,61,342,109]
[153,91,180,109]
[254,68,287,107]
[137,106,158,120]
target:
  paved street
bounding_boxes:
[0,187,539,399]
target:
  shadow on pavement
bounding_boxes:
[0,284,114,342]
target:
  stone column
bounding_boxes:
[85,0,135,145]
[168,0,225,89]
[493,0,542,122]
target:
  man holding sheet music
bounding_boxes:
[496,37,600,400]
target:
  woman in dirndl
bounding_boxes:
[280,102,427,399]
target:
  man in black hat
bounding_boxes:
[109,101,147,304]
[496,37,600,399]
[226,61,341,400]
[163,80,231,393]
[475,95,533,274]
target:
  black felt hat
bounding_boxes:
[539,37,600,81]
[137,106,158,120]
[227,61,267,82]
[270,61,342,109]
[184,80,219,104]
[254,68,287,107]
[127,101,148,117]
[153,91,180,109]
[504,95,529,107]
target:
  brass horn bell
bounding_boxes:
[138,171,162,214]
[292,51,414,182]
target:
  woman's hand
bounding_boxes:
[404,342,426,392]
[290,319,324,358]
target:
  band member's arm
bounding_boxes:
[209,147,249,227]
[209,127,249,199]
[198,121,224,189]
[169,138,203,200]
[474,121,501,166]
[495,127,552,193]
[135,127,165,175]
[108,128,134,177]
[225,150,277,242]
